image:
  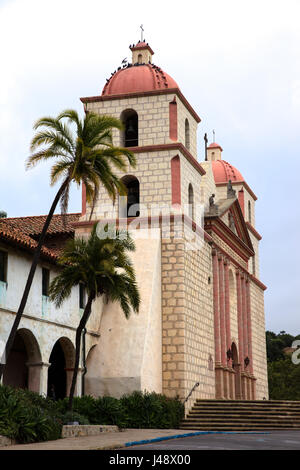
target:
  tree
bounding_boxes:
[49,224,140,410]
[266,330,300,400]
[0,110,135,381]
[268,358,300,400]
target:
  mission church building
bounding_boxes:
[0,38,268,410]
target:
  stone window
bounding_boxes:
[188,183,194,220]
[120,109,138,147]
[0,250,7,283]
[185,118,190,150]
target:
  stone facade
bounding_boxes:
[0,39,269,410]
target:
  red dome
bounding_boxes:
[102,64,179,96]
[212,160,244,184]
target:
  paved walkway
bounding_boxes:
[1,429,190,450]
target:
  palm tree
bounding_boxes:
[0,110,135,381]
[49,224,140,410]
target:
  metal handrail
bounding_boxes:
[183,382,200,403]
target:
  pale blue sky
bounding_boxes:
[0,0,299,335]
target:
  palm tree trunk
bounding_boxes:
[68,291,95,411]
[0,177,70,381]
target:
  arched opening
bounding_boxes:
[47,337,75,400]
[231,342,241,399]
[185,118,190,150]
[120,109,138,147]
[3,328,42,392]
[119,175,140,218]
[138,54,143,64]
[188,183,194,220]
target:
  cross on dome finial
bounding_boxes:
[213,129,216,143]
[140,24,144,42]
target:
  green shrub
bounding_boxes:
[56,391,184,429]
[0,385,62,444]
[0,386,184,443]
[120,391,184,429]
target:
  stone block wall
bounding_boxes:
[250,281,269,399]
[161,219,215,412]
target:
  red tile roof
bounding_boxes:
[3,213,80,236]
[0,213,80,262]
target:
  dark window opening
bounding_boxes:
[42,268,50,296]
[0,251,7,283]
[47,341,66,400]
[79,284,86,309]
[121,109,138,147]
[248,200,252,224]
[120,176,140,218]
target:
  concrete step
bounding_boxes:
[180,426,300,431]
[181,421,300,428]
[189,410,300,416]
[194,399,300,404]
[182,399,300,431]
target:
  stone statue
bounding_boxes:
[227,179,236,198]
[209,194,215,206]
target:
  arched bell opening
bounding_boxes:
[119,175,140,218]
[120,109,138,147]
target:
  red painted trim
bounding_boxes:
[224,262,231,354]
[211,242,267,291]
[130,43,155,55]
[74,213,212,242]
[169,97,178,141]
[238,188,245,216]
[80,88,201,123]
[249,274,267,291]
[218,256,226,366]
[171,155,181,206]
[241,276,248,363]
[246,279,253,374]
[246,222,262,240]
[124,143,206,176]
[215,181,258,201]
[212,250,221,364]
[236,271,244,372]
[82,183,86,216]
[205,218,254,259]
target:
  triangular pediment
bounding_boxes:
[205,197,254,258]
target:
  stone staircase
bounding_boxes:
[181,400,300,431]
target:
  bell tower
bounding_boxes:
[78,39,217,407]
